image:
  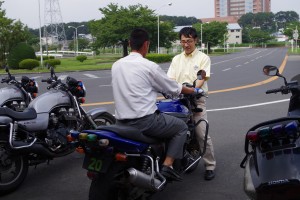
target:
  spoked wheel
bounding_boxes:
[93,112,116,126]
[0,142,28,195]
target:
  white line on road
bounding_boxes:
[222,68,231,71]
[98,84,111,87]
[235,65,241,68]
[58,75,68,80]
[84,74,99,78]
[207,99,289,112]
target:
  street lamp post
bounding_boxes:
[38,0,43,66]
[68,25,84,56]
[200,23,203,51]
[157,3,172,54]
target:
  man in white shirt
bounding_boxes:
[112,28,201,181]
[167,27,216,181]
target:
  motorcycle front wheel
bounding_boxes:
[93,112,116,126]
[0,142,28,195]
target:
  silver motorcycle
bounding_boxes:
[0,66,38,111]
[0,66,116,195]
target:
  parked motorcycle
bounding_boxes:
[0,66,116,195]
[0,66,38,111]
[240,65,300,200]
[71,75,209,200]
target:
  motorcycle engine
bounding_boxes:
[46,108,77,151]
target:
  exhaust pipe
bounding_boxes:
[126,168,162,191]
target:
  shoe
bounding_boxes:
[204,170,215,181]
[160,165,183,182]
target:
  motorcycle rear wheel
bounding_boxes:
[89,164,148,200]
[0,142,28,195]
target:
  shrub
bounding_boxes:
[44,59,61,67]
[36,55,56,61]
[76,55,87,62]
[146,54,173,63]
[19,59,40,70]
[7,42,36,69]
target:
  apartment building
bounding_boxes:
[202,0,271,23]
[215,0,271,18]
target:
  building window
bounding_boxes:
[236,36,240,38]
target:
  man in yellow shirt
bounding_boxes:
[167,27,216,180]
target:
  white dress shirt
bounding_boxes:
[112,52,182,120]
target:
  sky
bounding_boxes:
[2,0,300,29]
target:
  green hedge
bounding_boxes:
[76,55,87,62]
[19,59,40,70]
[44,59,61,67]
[146,54,173,63]
[36,56,55,61]
[7,42,36,69]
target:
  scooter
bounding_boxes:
[240,65,300,200]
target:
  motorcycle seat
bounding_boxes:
[97,125,161,144]
[0,107,37,120]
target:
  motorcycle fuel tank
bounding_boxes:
[0,86,24,106]
[156,99,190,122]
[28,90,71,113]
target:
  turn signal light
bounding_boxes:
[285,121,299,137]
[87,134,97,142]
[79,133,88,140]
[246,131,259,142]
[115,153,127,161]
[76,147,85,154]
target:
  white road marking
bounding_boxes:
[84,74,99,78]
[222,68,231,71]
[207,99,289,112]
[58,75,68,80]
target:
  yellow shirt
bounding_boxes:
[167,49,211,93]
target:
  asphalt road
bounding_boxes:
[1,48,299,200]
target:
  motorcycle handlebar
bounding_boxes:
[266,88,283,94]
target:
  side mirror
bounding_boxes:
[193,70,206,87]
[263,65,278,76]
[263,65,288,85]
[197,70,206,80]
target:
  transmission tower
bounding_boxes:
[43,0,67,50]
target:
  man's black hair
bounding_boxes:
[129,28,149,50]
[179,27,198,40]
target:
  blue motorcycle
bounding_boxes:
[71,84,209,200]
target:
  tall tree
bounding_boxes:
[89,3,176,56]
[0,1,30,66]
[194,21,228,52]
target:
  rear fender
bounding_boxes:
[86,107,109,119]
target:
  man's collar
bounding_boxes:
[184,49,197,57]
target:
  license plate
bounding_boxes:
[82,153,113,173]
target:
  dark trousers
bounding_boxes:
[117,112,187,159]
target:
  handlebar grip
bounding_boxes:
[266,88,282,94]
[41,79,48,82]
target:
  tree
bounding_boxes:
[89,3,177,57]
[0,1,30,66]
[160,15,201,26]
[194,21,228,52]
[248,28,274,44]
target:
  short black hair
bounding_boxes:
[179,27,198,40]
[129,28,149,51]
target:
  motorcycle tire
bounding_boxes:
[0,142,29,195]
[93,112,116,127]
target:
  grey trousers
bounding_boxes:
[117,111,188,159]
[194,97,216,171]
